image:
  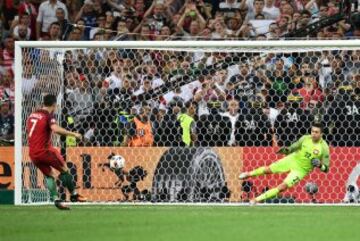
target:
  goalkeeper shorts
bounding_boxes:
[269,156,309,188]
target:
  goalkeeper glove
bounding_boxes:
[277,147,290,155]
[311,158,321,168]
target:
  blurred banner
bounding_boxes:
[0,147,14,190]
[3,147,360,203]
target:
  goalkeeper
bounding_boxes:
[239,123,330,204]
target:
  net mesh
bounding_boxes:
[19,45,360,204]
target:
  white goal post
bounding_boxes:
[14,40,360,205]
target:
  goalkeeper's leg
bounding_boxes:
[252,169,307,203]
[238,166,272,179]
[239,156,292,180]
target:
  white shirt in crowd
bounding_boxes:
[162,80,201,105]
[37,0,68,32]
[105,72,122,90]
[150,76,165,89]
[219,1,242,9]
[263,6,280,19]
[221,112,240,146]
[269,107,280,127]
[22,75,38,96]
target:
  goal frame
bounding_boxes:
[14,40,360,205]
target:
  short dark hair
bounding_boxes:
[56,8,65,13]
[43,94,57,107]
[49,21,61,29]
[312,122,323,132]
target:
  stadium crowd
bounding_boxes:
[1,0,360,146]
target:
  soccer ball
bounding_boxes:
[109,155,125,170]
[305,182,318,195]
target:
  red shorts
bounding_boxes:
[30,147,66,176]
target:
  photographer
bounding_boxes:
[127,103,154,147]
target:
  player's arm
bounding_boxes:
[320,142,330,172]
[277,135,306,155]
[311,142,330,172]
[51,124,82,140]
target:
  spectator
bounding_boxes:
[235,95,272,146]
[47,21,61,40]
[225,17,242,37]
[93,0,107,17]
[197,99,232,146]
[56,7,70,40]
[18,0,38,39]
[221,98,240,146]
[263,0,280,19]
[1,36,14,72]
[267,22,280,39]
[324,84,360,146]
[89,15,107,40]
[304,0,319,17]
[0,100,14,143]
[67,75,94,129]
[22,61,37,97]
[177,3,206,39]
[136,24,153,40]
[11,14,33,40]
[37,0,68,39]
[133,75,154,99]
[104,59,123,90]
[143,2,171,34]
[274,93,313,146]
[227,62,256,106]
[277,14,290,35]
[158,96,184,146]
[74,0,97,40]
[127,103,154,147]
[177,101,197,146]
[268,58,291,107]
[211,20,227,39]
[67,27,83,40]
[112,19,133,40]
[0,70,15,102]
[246,0,272,20]
[13,24,31,40]
[1,0,19,31]
[156,25,172,40]
[295,75,324,109]
[219,0,242,10]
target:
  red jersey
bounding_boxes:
[26,109,56,155]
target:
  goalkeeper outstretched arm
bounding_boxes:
[316,142,330,173]
[277,135,306,155]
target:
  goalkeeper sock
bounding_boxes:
[255,187,280,202]
[59,171,77,196]
[45,176,58,201]
[249,167,266,177]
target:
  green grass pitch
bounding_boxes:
[1,205,359,241]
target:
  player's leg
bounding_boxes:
[239,156,292,180]
[239,166,272,179]
[47,148,86,202]
[32,160,69,210]
[252,169,308,203]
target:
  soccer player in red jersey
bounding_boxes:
[26,94,86,210]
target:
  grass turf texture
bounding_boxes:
[1,205,359,241]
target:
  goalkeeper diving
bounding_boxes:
[239,123,330,204]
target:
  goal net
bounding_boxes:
[15,41,360,205]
